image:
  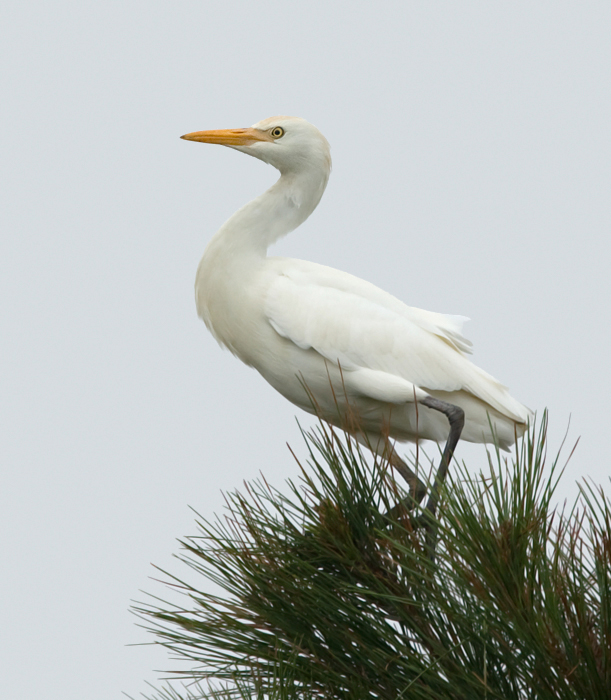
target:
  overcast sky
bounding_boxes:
[2,1,610,697]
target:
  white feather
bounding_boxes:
[188,115,532,453]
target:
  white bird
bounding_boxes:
[181,116,532,524]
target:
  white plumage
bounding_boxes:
[182,115,531,477]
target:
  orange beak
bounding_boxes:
[180,128,273,146]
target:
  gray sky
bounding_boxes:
[2,1,610,697]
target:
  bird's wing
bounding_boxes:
[264,260,526,421]
[269,259,473,354]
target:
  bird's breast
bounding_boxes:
[194,251,273,367]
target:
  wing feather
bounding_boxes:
[264,260,528,422]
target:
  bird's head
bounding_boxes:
[181,116,331,175]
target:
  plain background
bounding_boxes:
[2,1,610,697]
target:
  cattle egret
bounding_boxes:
[181,116,532,537]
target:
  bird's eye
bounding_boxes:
[270,127,285,139]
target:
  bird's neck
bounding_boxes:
[203,166,329,264]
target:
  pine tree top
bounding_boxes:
[133,414,611,700]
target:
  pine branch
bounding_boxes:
[132,413,611,700]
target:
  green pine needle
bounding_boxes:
[133,413,611,700]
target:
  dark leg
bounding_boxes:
[417,396,465,559]
[388,451,427,509]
